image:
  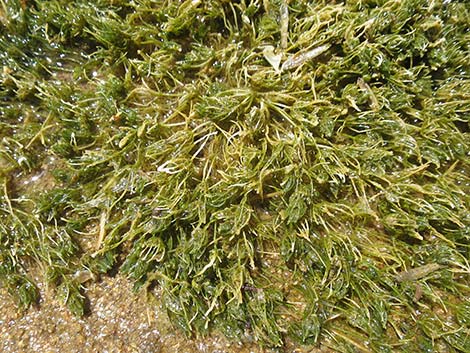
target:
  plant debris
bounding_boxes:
[1,0,469,351]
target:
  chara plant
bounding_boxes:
[1,0,469,351]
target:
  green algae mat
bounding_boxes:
[1,0,469,351]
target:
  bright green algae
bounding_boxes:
[1,0,469,351]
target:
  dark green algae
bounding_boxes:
[0,0,469,351]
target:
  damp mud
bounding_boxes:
[0,276,268,353]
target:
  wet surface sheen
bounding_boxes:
[0,276,267,353]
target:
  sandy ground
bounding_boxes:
[0,276,268,353]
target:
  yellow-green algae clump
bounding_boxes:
[1,0,469,351]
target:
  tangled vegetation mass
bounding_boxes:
[1,0,469,351]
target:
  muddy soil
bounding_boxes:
[0,276,266,353]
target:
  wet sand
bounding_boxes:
[0,276,265,353]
